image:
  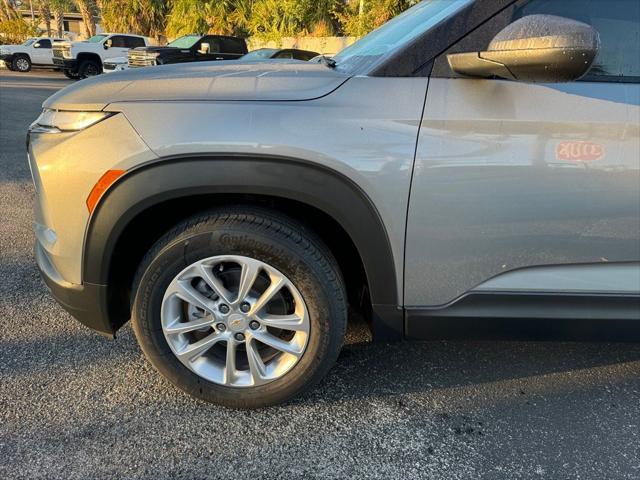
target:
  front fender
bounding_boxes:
[83,155,401,332]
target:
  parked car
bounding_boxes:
[102,56,128,73]
[239,48,319,62]
[52,33,150,79]
[128,34,247,68]
[0,37,65,72]
[29,0,640,408]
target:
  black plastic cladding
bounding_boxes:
[82,155,401,334]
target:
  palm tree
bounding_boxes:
[36,0,52,36]
[49,0,67,37]
[74,0,97,37]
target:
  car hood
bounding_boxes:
[43,61,351,111]
[0,44,20,53]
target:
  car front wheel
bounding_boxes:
[132,208,347,408]
[78,60,101,78]
[12,55,31,72]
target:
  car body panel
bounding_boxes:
[43,61,352,110]
[29,113,158,284]
[0,37,64,67]
[104,75,428,302]
[405,78,640,305]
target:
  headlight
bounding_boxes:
[63,49,72,59]
[30,109,113,133]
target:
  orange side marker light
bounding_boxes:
[86,169,126,213]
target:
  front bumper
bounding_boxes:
[0,54,14,63]
[52,57,77,70]
[36,242,114,337]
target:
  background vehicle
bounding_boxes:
[52,33,149,79]
[128,34,247,68]
[29,0,640,408]
[0,37,65,72]
[103,56,128,73]
[239,48,319,61]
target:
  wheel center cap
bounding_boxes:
[228,314,247,332]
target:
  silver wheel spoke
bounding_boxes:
[251,275,285,313]
[246,338,267,384]
[223,339,237,385]
[259,313,306,332]
[169,280,216,314]
[165,316,215,335]
[162,254,310,388]
[198,264,233,304]
[176,332,222,362]
[236,260,260,304]
[253,331,303,357]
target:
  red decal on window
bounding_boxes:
[556,141,605,162]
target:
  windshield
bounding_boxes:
[87,34,108,43]
[168,35,202,49]
[333,0,472,74]
[22,38,36,46]
[241,49,277,60]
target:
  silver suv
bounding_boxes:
[28,0,640,408]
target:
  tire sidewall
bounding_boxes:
[12,55,31,72]
[133,219,344,407]
[79,60,101,78]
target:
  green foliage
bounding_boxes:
[0,18,37,44]
[101,0,168,37]
[335,0,418,37]
[3,0,418,44]
[247,0,342,40]
[165,0,252,38]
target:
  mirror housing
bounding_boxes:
[447,15,600,82]
[104,39,112,50]
[33,42,41,48]
[198,42,210,55]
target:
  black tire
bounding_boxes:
[63,69,80,80]
[78,59,101,78]
[11,54,31,72]
[132,208,347,408]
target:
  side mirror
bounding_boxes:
[199,42,210,55]
[33,42,41,48]
[104,39,112,50]
[447,15,600,83]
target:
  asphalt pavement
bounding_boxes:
[1,70,639,480]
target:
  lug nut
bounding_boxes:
[216,323,226,332]
[219,304,230,314]
[240,302,251,313]
[234,333,245,341]
[249,320,260,330]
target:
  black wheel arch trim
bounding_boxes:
[83,153,400,329]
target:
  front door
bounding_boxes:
[405,0,640,306]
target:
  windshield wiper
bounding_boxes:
[317,55,336,69]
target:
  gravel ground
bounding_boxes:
[1,70,640,480]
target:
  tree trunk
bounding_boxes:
[75,0,97,38]
[38,1,52,37]
[53,6,64,37]
[1,0,19,21]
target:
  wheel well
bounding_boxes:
[77,52,102,67]
[13,53,29,61]
[107,194,372,332]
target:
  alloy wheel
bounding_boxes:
[15,58,29,71]
[161,255,310,387]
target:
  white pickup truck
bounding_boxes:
[0,37,65,72]
[52,33,150,79]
